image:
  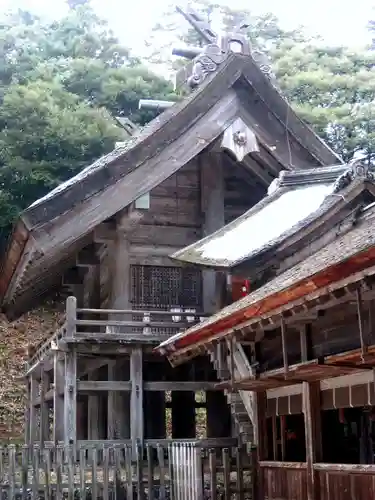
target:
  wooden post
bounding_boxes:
[303,382,322,500]
[254,391,267,500]
[24,376,31,446]
[108,221,131,438]
[200,153,225,314]
[130,347,143,455]
[65,296,77,339]
[280,317,288,374]
[64,348,77,445]
[356,287,368,360]
[107,360,131,439]
[53,353,64,442]
[300,325,309,362]
[87,369,100,441]
[107,360,117,439]
[39,369,50,446]
[29,375,38,445]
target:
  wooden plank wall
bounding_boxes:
[259,301,373,372]
[131,161,202,248]
[129,155,264,249]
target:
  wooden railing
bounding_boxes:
[0,440,253,500]
[75,304,206,340]
[27,297,207,369]
[260,461,375,500]
[260,461,307,500]
[314,463,375,500]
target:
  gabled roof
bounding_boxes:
[0,51,341,319]
[172,165,349,268]
[156,170,375,363]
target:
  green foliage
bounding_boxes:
[0,3,174,247]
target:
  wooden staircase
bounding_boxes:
[209,339,255,445]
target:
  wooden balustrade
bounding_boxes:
[260,461,375,500]
[75,306,206,340]
[0,440,252,500]
[27,299,207,370]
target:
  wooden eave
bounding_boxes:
[0,53,340,317]
[216,348,375,392]
[157,204,375,361]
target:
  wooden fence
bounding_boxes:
[0,441,253,499]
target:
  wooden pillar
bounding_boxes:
[29,375,38,445]
[53,353,64,442]
[107,360,131,439]
[130,347,143,453]
[254,391,267,500]
[200,152,225,314]
[39,369,50,446]
[108,219,132,438]
[64,348,77,444]
[88,370,100,441]
[24,376,31,445]
[171,391,196,438]
[303,382,322,500]
[206,391,231,438]
[107,360,117,439]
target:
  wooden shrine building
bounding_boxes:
[157,163,375,499]
[0,4,341,465]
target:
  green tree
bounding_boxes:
[0,80,122,229]
[0,3,174,248]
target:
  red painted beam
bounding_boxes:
[169,245,375,352]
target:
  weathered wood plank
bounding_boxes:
[39,370,50,446]
[303,382,322,500]
[64,348,77,444]
[130,347,143,454]
[77,380,223,392]
[129,224,201,247]
[200,153,225,315]
[29,376,38,445]
[53,354,64,442]
[87,369,100,443]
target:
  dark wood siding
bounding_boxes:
[223,157,266,224]
[261,463,307,499]
[316,467,375,500]
[142,161,201,228]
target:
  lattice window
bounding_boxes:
[130,265,203,335]
[130,265,202,310]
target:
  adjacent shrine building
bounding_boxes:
[157,163,375,499]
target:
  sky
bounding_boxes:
[0,0,374,53]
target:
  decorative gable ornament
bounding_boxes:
[187,44,227,89]
[174,5,276,90]
[221,117,259,162]
[332,160,375,194]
